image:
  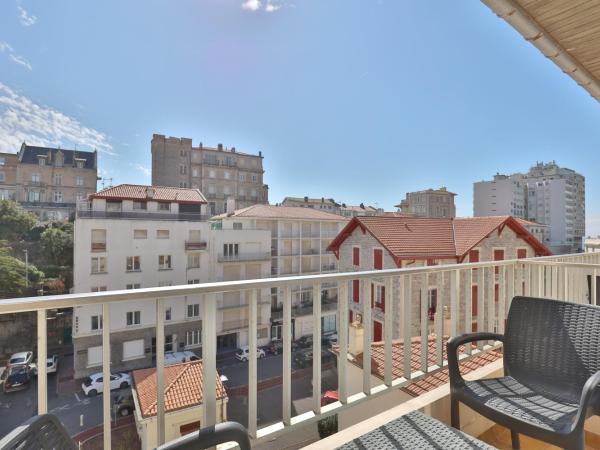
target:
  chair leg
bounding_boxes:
[450,398,460,429]
[510,430,520,450]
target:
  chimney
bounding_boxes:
[348,320,364,356]
[217,143,223,151]
[259,151,262,157]
[146,187,155,198]
[304,196,308,202]
[231,147,236,153]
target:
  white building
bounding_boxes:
[211,204,348,340]
[473,161,585,253]
[73,184,271,377]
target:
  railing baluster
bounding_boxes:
[477,265,484,350]
[37,309,47,415]
[507,264,514,315]
[524,264,531,296]
[337,281,348,404]
[384,277,394,387]
[488,267,495,336]
[283,286,292,423]
[362,279,372,395]
[538,265,544,297]
[156,298,166,446]
[402,275,412,380]
[593,268,598,306]
[465,269,473,355]
[564,266,569,300]
[312,282,322,413]
[202,294,217,428]
[102,303,111,450]
[420,273,428,373]
[498,266,505,334]
[434,272,444,368]
[248,289,258,438]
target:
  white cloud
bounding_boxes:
[242,0,261,11]
[132,163,151,177]
[265,2,281,12]
[0,40,32,70]
[17,5,37,26]
[0,82,114,155]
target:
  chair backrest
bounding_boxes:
[0,414,76,450]
[504,296,600,399]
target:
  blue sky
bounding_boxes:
[1,0,599,235]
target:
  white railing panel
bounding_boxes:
[337,281,349,403]
[402,275,412,380]
[102,303,111,450]
[384,277,394,387]
[248,289,258,438]
[420,273,428,373]
[312,283,322,414]
[283,286,292,424]
[362,279,372,395]
[156,298,166,446]
[202,294,217,428]
[37,309,47,415]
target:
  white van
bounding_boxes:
[164,351,200,366]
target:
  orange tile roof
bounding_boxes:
[341,336,502,397]
[90,184,207,204]
[212,204,349,221]
[132,361,227,418]
[328,215,552,260]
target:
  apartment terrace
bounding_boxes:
[2,252,599,449]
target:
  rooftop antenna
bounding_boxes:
[100,177,113,189]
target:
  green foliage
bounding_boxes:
[317,414,338,438]
[0,243,44,298]
[0,200,37,244]
[40,223,73,267]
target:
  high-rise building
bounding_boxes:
[151,134,268,216]
[474,161,585,253]
[395,187,456,218]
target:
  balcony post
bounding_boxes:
[498,266,506,334]
[486,266,494,337]
[283,286,292,424]
[361,279,371,395]
[420,273,428,373]
[202,294,217,427]
[593,269,598,306]
[384,277,393,387]
[248,289,258,438]
[465,268,473,355]
[450,269,459,338]
[338,281,349,403]
[477,265,484,350]
[156,298,166,446]
[102,303,111,450]
[435,272,444,368]
[37,309,47,415]
[402,275,412,379]
[312,282,321,413]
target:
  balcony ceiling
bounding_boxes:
[482,0,600,103]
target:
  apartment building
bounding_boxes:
[0,152,18,201]
[281,196,341,214]
[515,218,550,246]
[339,203,383,218]
[0,144,98,220]
[328,215,551,340]
[151,134,268,216]
[586,238,600,253]
[474,161,585,254]
[72,184,271,377]
[396,187,456,218]
[211,205,348,340]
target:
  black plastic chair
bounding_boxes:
[0,414,76,450]
[448,296,600,450]
[157,421,251,450]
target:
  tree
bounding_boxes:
[40,223,73,267]
[0,243,44,298]
[0,200,37,245]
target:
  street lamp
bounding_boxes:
[23,249,29,288]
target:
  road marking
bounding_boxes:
[74,392,81,402]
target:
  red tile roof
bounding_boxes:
[132,361,227,418]
[212,204,349,221]
[338,336,502,397]
[327,215,552,262]
[90,184,207,204]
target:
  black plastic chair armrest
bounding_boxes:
[157,421,251,450]
[447,332,504,387]
[572,370,600,433]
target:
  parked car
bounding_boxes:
[30,355,59,375]
[268,340,283,355]
[292,335,313,350]
[293,348,335,368]
[113,392,135,417]
[7,351,34,368]
[164,351,200,366]
[235,346,266,362]
[82,372,131,397]
[321,390,339,406]
[322,333,338,346]
[3,365,32,393]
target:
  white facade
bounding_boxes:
[474,162,585,253]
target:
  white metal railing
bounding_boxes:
[0,252,599,449]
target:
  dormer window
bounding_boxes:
[75,160,84,169]
[38,156,46,166]
[55,152,64,167]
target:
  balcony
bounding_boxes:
[2,252,599,450]
[77,209,210,221]
[217,252,271,263]
[184,240,207,251]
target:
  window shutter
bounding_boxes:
[353,247,360,266]
[381,286,385,312]
[374,249,383,270]
[353,280,360,303]
[371,283,374,308]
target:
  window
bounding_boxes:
[252,175,258,182]
[373,249,383,270]
[91,286,107,292]
[76,160,84,169]
[91,229,106,251]
[223,185,230,195]
[189,229,201,242]
[158,281,172,287]
[186,330,201,347]
[165,334,173,352]
[31,173,40,182]
[87,346,102,367]
[233,222,243,230]
[352,279,360,303]
[54,173,62,185]
[53,191,63,203]
[134,229,147,239]
[158,202,170,211]
[0,172,4,182]
[468,249,479,263]
[192,168,199,177]
[38,157,46,166]
[322,315,336,333]
[187,253,200,269]
[179,182,187,188]
[493,249,504,274]
[126,256,141,271]
[91,257,107,274]
[126,311,141,326]
[239,174,245,182]
[126,283,141,290]
[123,339,144,360]
[224,171,230,179]
[28,191,40,202]
[133,201,147,210]
[165,307,172,321]
[188,279,200,284]
[373,284,385,311]
[209,170,215,178]
[76,191,86,201]
[0,157,4,165]
[352,247,360,266]
[158,255,172,270]
[91,315,103,331]
[187,304,200,318]
[223,243,239,257]
[180,165,187,175]
[517,248,527,259]
[157,229,170,239]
